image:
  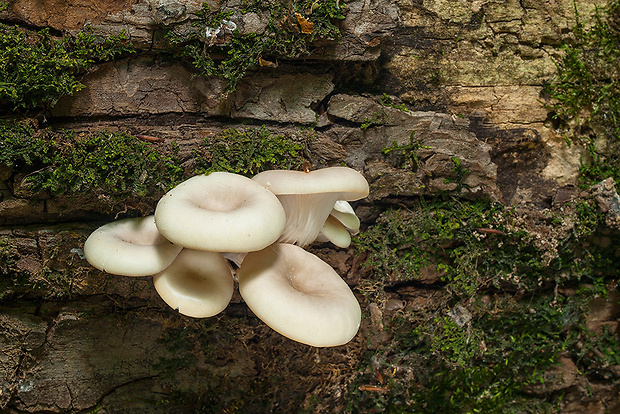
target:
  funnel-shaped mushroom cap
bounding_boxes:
[153,248,234,318]
[155,173,286,252]
[252,167,369,200]
[238,243,361,347]
[252,167,369,247]
[84,216,182,276]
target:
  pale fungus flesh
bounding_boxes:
[153,248,234,318]
[154,172,286,252]
[318,215,352,248]
[252,167,369,247]
[84,216,182,277]
[237,243,361,347]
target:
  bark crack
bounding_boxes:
[74,375,159,414]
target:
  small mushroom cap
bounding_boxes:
[238,243,361,347]
[252,167,369,201]
[153,249,234,318]
[84,216,182,277]
[319,215,352,248]
[252,167,369,246]
[331,200,360,232]
[154,173,286,252]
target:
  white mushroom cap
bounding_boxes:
[331,200,360,232]
[252,167,369,247]
[318,215,352,248]
[253,167,369,199]
[237,243,361,347]
[154,173,286,252]
[314,201,360,247]
[84,216,182,276]
[153,248,234,318]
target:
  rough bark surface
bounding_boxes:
[1,0,618,413]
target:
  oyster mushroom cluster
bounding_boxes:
[83,167,369,347]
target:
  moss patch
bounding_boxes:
[547,0,620,189]
[165,0,345,92]
[357,197,617,297]
[193,125,308,176]
[0,120,184,199]
[351,196,619,412]
[0,17,133,110]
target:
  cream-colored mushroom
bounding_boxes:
[237,243,361,347]
[316,215,352,248]
[154,172,286,252]
[252,167,368,247]
[153,248,234,318]
[84,216,182,277]
[314,201,361,248]
[330,200,360,232]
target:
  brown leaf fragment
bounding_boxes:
[476,228,505,235]
[375,368,384,385]
[296,12,314,34]
[359,385,389,392]
[136,134,163,143]
[258,57,278,68]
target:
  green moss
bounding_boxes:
[355,198,544,297]
[32,130,184,197]
[381,131,429,171]
[580,142,620,188]
[194,126,307,176]
[0,120,184,198]
[356,197,618,298]
[0,119,53,167]
[349,289,618,413]
[0,237,21,300]
[0,23,133,110]
[2,122,312,201]
[378,93,409,112]
[360,110,389,130]
[351,197,618,412]
[165,0,345,92]
[547,0,620,189]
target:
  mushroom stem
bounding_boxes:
[277,193,340,247]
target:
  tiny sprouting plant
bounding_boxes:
[360,110,389,130]
[444,156,471,193]
[382,131,429,170]
[378,93,408,111]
